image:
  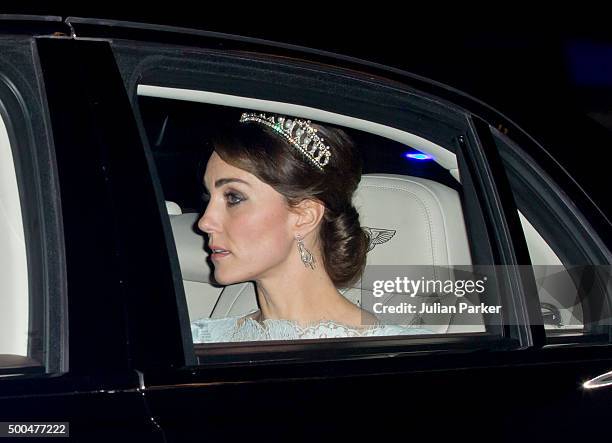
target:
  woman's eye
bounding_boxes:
[225,191,244,206]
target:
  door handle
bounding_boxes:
[583,370,612,390]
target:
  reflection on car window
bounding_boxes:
[493,127,611,341]
[517,211,584,331]
[0,107,30,363]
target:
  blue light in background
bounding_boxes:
[404,152,432,161]
[566,40,612,87]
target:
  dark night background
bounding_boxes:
[3,10,612,219]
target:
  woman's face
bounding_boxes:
[198,152,296,285]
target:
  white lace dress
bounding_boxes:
[191,315,432,343]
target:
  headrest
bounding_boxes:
[166,201,182,215]
[355,174,471,270]
[348,174,473,331]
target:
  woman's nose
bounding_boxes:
[197,206,219,234]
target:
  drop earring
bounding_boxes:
[296,234,316,270]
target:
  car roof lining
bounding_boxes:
[137,84,460,177]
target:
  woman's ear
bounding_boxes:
[291,199,325,237]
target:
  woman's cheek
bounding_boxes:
[247,214,285,255]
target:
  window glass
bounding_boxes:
[135,90,506,353]
[493,127,611,340]
[0,110,29,360]
[517,211,585,331]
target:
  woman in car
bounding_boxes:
[191,111,431,342]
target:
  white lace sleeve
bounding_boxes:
[191,317,240,343]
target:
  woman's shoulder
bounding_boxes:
[190,315,243,343]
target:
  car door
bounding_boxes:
[0,18,167,442]
[59,18,612,442]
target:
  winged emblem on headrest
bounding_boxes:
[363,227,396,252]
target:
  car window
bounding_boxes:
[0,106,29,362]
[0,36,60,376]
[492,127,612,342]
[135,93,508,351]
[109,41,533,363]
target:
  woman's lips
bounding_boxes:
[209,245,231,261]
[211,250,231,261]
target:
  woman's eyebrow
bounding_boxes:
[214,178,251,188]
[203,177,251,191]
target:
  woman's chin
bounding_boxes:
[213,271,244,286]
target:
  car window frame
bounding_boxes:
[0,33,66,377]
[490,125,612,345]
[35,36,197,376]
[106,38,551,369]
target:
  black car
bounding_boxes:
[0,15,611,442]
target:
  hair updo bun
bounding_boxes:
[319,203,370,288]
[210,112,368,289]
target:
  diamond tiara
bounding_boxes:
[239,112,332,171]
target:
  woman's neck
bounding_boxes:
[254,267,353,326]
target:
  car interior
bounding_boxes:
[137,86,485,336]
[134,84,585,338]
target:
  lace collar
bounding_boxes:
[230,315,384,341]
[191,313,432,343]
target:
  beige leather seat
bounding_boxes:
[170,211,224,320]
[170,174,485,333]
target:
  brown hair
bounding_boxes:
[210,113,369,289]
